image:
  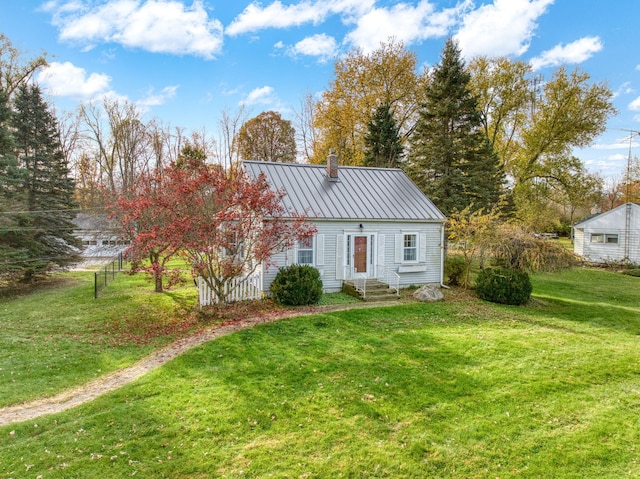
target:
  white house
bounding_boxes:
[243,153,446,296]
[573,202,640,265]
[73,213,129,267]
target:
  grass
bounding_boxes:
[0,270,201,407]
[2,267,640,478]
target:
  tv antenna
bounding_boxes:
[619,129,640,202]
[618,128,640,261]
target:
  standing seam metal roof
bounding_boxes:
[243,161,445,221]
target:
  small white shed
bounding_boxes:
[573,202,640,265]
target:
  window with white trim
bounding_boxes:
[591,233,618,244]
[297,237,314,265]
[403,233,418,262]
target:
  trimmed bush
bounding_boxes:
[445,254,466,286]
[270,264,323,306]
[475,267,532,305]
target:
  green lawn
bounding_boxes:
[2,267,640,478]
[0,271,201,406]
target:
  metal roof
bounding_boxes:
[573,202,640,228]
[243,161,445,222]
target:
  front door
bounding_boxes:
[353,235,368,274]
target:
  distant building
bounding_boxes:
[73,213,129,267]
[573,202,640,265]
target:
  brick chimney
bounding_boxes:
[327,149,338,181]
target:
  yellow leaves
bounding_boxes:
[312,39,423,165]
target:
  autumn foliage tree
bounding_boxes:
[447,205,502,289]
[237,111,296,163]
[111,167,181,293]
[113,149,315,300]
[468,57,616,227]
[312,39,423,165]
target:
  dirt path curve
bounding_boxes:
[0,302,393,426]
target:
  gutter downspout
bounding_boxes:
[440,222,449,289]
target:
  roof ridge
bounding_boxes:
[241,160,402,172]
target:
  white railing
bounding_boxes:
[348,267,368,298]
[198,273,262,307]
[376,264,400,296]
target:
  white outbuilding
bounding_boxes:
[573,202,640,265]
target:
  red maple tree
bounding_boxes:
[112,155,316,300]
[111,171,181,293]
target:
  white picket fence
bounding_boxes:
[198,273,262,307]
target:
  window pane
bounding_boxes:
[298,250,313,264]
[606,234,618,244]
[403,234,417,262]
[404,248,417,261]
[299,237,313,249]
[404,234,416,248]
[591,234,604,243]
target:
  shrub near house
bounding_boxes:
[270,264,323,306]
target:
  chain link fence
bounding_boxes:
[94,253,128,298]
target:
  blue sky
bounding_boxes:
[2,0,640,180]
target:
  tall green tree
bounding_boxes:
[407,38,504,216]
[0,88,28,280]
[9,84,80,281]
[468,57,616,227]
[364,102,403,168]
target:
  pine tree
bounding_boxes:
[10,84,80,281]
[364,103,404,168]
[407,38,504,216]
[0,89,21,199]
[0,88,29,279]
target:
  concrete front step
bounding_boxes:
[342,279,399,301]
[362,292,400,302]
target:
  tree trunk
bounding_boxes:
[154,269,163,293]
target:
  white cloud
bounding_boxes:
[593,141,639,150]
[530,36,603,70]
[288,34,338,62]
[226,0,374,36]
[44,0,223,59]
[613,81,634,98]
[241,86,278,106]
[344,0,465,53]
[455,0,553,58]
[628,96,640,111]
[228,0,463,53]
[37,61,111,99]
[137,85,179,107]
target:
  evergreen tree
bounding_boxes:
[0,88,29,280]
[407,38,504,216]
[364,103,404,168]
[9,84,80,281]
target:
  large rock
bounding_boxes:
[413,284,444,302]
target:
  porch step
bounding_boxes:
[342,279,399,302]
